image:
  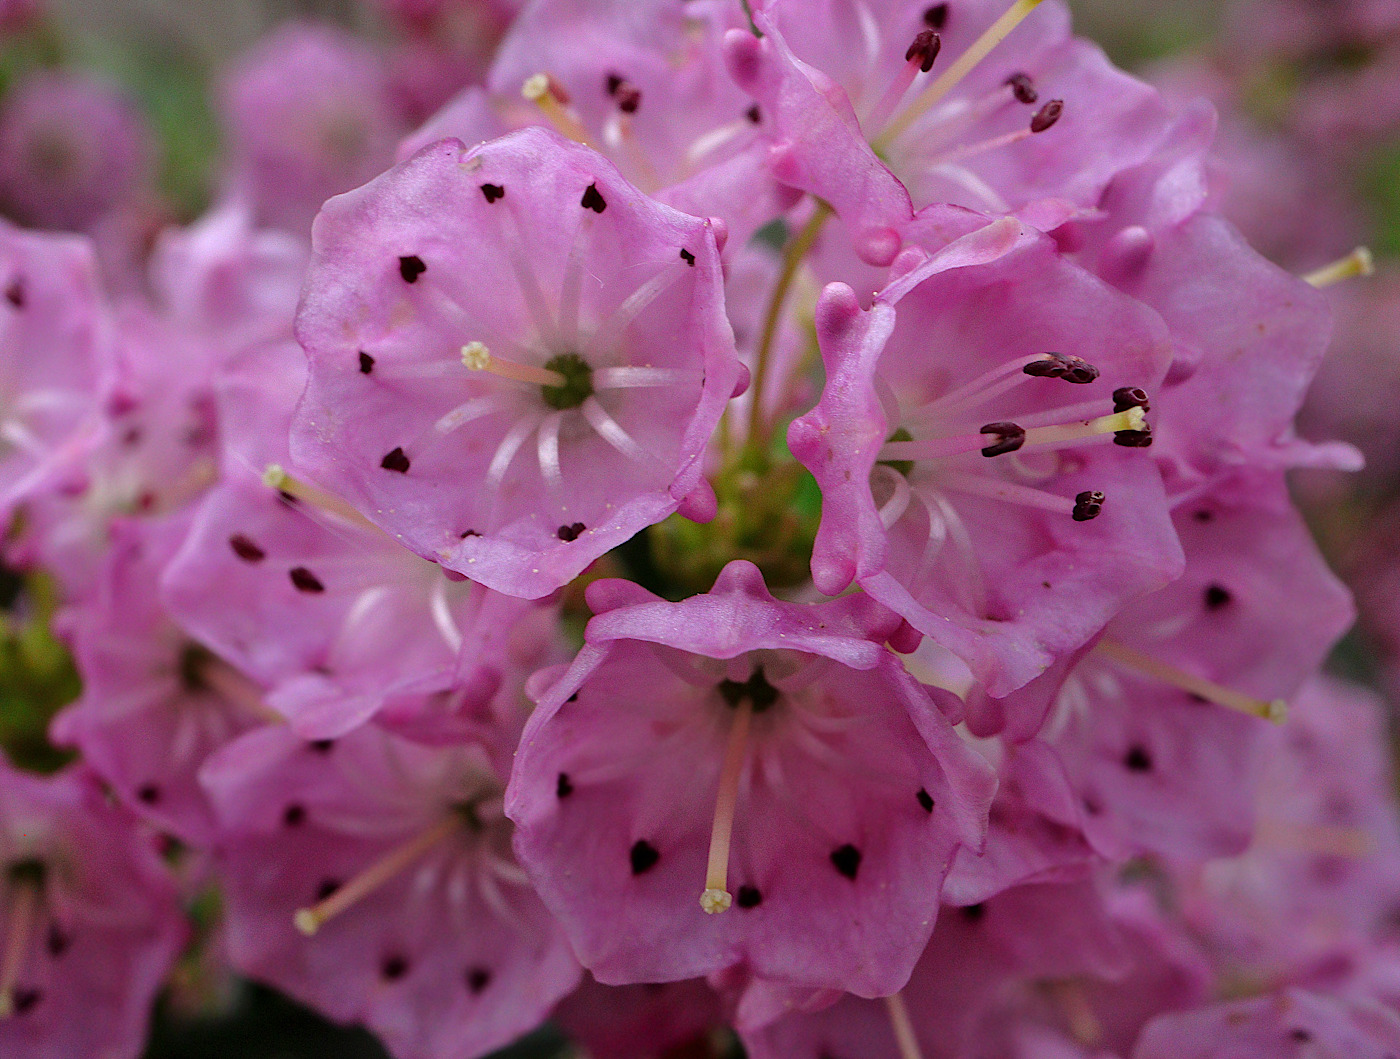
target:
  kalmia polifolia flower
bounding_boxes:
[165,339,561,742]
[0,70,153,233]
[790,213,1180,699]
[507,560,996,995]
[1026,470,1354,862]
[722,0,1171,264]
[291,127,741,599]
[49,515,266,844]
[0,758,186,1059]
[551,975,726,1059]
[0,222,109,530]
[203,722,579,1059]
[221,22,405,234]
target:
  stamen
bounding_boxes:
[701,698,753,915]
[864,30,941,134]
[1029,99,1063,133]
[0,876,38,1020]
[581,395,650,464]
[1006,72,1038,104]
[1093,640,1287,723]
[521,74,596,147]
[461,342,567,389]
[537,411,564,490]
[294,814,462,935]
[603,113,660,192]
[876,0,1048,148]
[939,472,1078,516]
[487,413,542,488]
[593,366,701,390]
[1044,980,1103,1047]
[885,992,926,1059]
[262,465,378,531]
[197,659,277,720]
[1303,247,1373,289]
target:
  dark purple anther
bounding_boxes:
[1006,72,1038,104]
[1030,99,1063,133]
[980,421,1026,457]
[1072,490,1105,521]
[906,29,941,72]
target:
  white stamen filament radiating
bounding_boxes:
[685,118,750,166]
[590,264,687,355]
[557,213,595,347]
[1093,640,1287,723]
[593,366,699,390]
[912,353,1045,421]
[537,411,565,491]
[0,879,38,1020]
[938,471,1075,514]
[461,342,566,389]
[1303,247,1374,288]
[701,699,753,915]
[262,465,380,532]
[434,394,510,436]
[885,993,926,1059]
[294,814,463,935]
[876,0,1047,148]
[876,464,914,528]
[521,74,596,148]
[428,577,464,654]
[581,396,650,464]
[487,413,543,488]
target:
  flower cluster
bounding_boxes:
[0,0,1394,1057]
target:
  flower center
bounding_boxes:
[540,352,595,411]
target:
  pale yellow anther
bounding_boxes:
[521,74,550,102]
[461,341,491,371]
[1303,246,1374,289]
[260,464,378,531]
[1094,640,1287,723]
[521,73,595,147]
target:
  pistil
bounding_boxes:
[700,698,753,915]
[1302,247,1374,289]
[875,0,1047,149]
[1093,640,1287,723]
[262,465,378,530]
[521,74,596,148]
[885,992,926,1059]
[294,814,463,935]
[461,342,567,389]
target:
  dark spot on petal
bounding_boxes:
[566,692,578,703]
[309,739,335,754]
[1290,1029,1312,1043]
[1124,745,1152,772]
[45,924,70,957]
[630,839,660,875]
[283,803,306,827]
[12,987,40,1014]
[1030,99,1063,133]
[960,902,986,922]
[1194,509,1213,523]
[480,183,505,203]
[923,3,948,28]
[605,72,624,95]
[556,773,573,799]
[5,279,24,308]
[1006,72,1038,104]
[289,567,325,593]
[380,954,409,980]
[136,783,161,804]
[358,351,375,374]
[581,183,607,213]
[381,446,410,473]
[229,534,266,562]
[1204,583,1232,610]
[680,248,695,266]
[916,788,934,813]
[315,879,340,901]
[745,104,761,124]
[830,844,861,880]
[398,255,426,283]
[557,522,586,542]
[614,83,641,114]
[736,885,762,909]
[466,966,492,993]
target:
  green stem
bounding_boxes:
[744,201,831,450]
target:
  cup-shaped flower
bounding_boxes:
[291,127,742,599]
[506,561,996,996]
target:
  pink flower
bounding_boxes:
[506,561,995,995]
[291,127,741,599]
